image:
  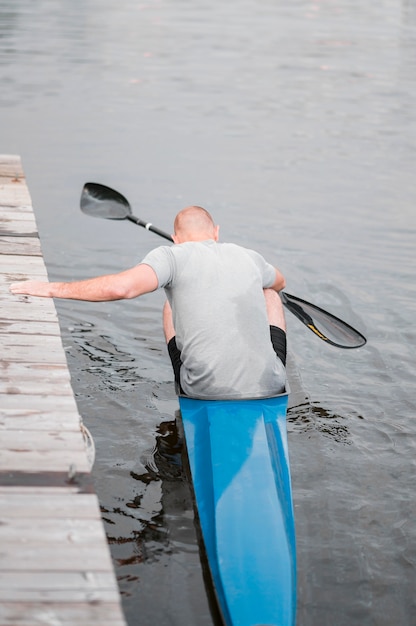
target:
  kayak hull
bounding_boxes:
[179,393,296,626]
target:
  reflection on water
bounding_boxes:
[99,414,214,624]
[104,427,184,573]
[65,317,169,395]
[68,321,139,392]
[288,402,354,445]
[132,418,184,483]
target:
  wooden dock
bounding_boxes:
[0,155,127,625]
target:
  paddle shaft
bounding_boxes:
[127,214,173,241]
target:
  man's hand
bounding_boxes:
[9,281,52,297]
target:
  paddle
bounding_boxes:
[80,182,366,349]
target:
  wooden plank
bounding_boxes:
[0,334,68,364]
[0,206,36,216]
[0,450,91,473]
[0,332,65,348]
[0,363,73,396]
[0,588,120,602]
[0,379,73,396]
[0,154,24,179]
[0,218,38,238]
[0,603,126,625]
[0,410,82,432]
[0,177,27,186]
[0,208,34,218]
[0,210,38,230]
[0,571,118,590]
[0,158,31,206]
[0,319,61,335]
[0,493,102,519]
[0,236,42,256]
[0,544,113,572]
[0,563,118,602]
[0,485,87,496]
[0,348,68,365]
[0,469,96,490]
[0,517,108,543]
[0,182,32,207]
[0,301,58,322]
[0,254,48,276]
[0,430,87,452]
[0,393,79,411]
[0,155,31,207]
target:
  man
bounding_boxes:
[10,205,287,400]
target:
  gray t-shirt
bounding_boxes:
[140,240,286,400]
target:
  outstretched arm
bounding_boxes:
[9,263,158,301]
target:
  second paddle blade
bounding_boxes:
[80,182,132,220]
[282,292,367,349]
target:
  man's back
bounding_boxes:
[141,240,286,399]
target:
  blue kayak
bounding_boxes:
[179,393,296,626]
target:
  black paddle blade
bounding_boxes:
[281,292,366,349]
[80,182,132,220]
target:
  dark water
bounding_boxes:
[2,1,416,624]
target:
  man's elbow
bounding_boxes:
[114,281,156,300]
[113,284,140,300]
[105,281,137,300]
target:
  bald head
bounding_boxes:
[173,205,219,243]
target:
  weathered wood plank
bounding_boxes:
[0,332,65,348]
[0,205,37,217]
[0,154,25,179]
[1,345,68,365]
[0,210,38,231]
[0,319,61,335]
[0,430,87,452]
[0,218,38,239]
[0,254,48,276]
[0,236,42,256]
[0,410,82,432]
[0,394,79,411]
[0,177,27,185]
[0,380,73,396]
[0,517,107,543]
[0,333,68,364]
[0,485,86,495]
[0,154,24,170]
[0,204,33,213]
[0,493,102,518]
[0,544,113,572]
[0,588,125,604]
[0,603,125,624]
[0,207,34,217]
[0,155,31,207]
[0,363,73,396]
[0,301,59,322]
[0,570,119,596]
[0,450,91,473]
[0,182,32,207]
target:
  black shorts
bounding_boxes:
[270,325,287,367]
[167,336,183,393]
[167,325,287,392]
